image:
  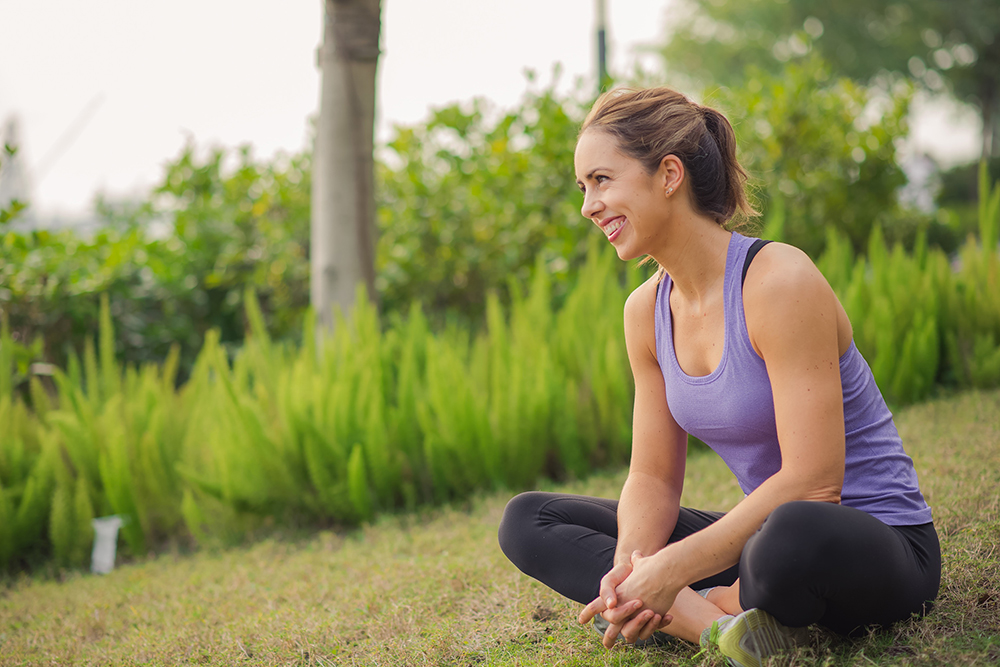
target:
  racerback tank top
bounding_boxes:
[654,232,931,526]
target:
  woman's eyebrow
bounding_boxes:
[581,168,608,181]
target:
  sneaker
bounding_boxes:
[714,608,807,667]
[593,613,673,647]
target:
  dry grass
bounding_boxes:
[1,390,998,666]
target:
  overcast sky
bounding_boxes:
[0,0,981,218]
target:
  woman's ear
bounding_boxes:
[659,154,684,198]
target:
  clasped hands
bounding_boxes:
[577,550,680,648]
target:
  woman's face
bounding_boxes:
[574,129,668,261]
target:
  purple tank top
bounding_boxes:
[655,232,932,526]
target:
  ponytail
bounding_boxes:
[699,106,755,223]
[582,88,757,227]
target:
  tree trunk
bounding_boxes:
[987,97,1000,159]
[311,0,381,332]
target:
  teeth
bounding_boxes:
[605,218,624,236]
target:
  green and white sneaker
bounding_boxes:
[703,608,806,667]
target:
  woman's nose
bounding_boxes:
[581,190,602,220]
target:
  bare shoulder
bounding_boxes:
[742,242,828,297]
[624,272,661,321]
[624,272,662,361]
[742,241,850,356]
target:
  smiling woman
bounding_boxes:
[573,88,755,267]
[499,86,940,667]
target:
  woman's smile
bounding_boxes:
[575,129,667,259]
[600,215,627,241]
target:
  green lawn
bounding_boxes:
[1,390,998,666]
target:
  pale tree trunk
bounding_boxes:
[311,0,381,332]
[985,96,1000,159]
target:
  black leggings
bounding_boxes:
[498,493,940,636]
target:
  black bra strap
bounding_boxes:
[742,239,772,287]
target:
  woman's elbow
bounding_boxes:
[778,469,843,504]
[803,484,842,504]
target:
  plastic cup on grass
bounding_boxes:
[91,516,125,574]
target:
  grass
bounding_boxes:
[1,389,998,666]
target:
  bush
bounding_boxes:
[0,243,650,571]
[713,56,913,257]
[2,63,953,379]
[1,77,596,377]
[0,145,311,378]
[815,162,1000,404]
[376,75,594,323]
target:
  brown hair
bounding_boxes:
[581,87,756,227]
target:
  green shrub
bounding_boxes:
[713,56,913,257]
[376,75,593,322]
[814,162,1000,405]
[0,144,311,380]
[3,186,1000,571]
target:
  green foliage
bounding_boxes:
[816,161,1000,404]
[0,318,54,570]
[0,242,647,570]
[660,0,1000,155]
[376,75,593,322]
[2,183,1000,569]
[940,166,1000,389]
[2,78,594,379]
[711,57,912,256]
[0,143,311,377]
[3,72,1000,572]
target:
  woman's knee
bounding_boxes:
[497,491,549,563]
[740,502,838,608]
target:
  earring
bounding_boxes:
[667,187,674,195]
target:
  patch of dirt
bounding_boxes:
[531,605,559,622]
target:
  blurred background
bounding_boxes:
[2,0,1000,570]
[0,0,984,225]
[1,0,996,376]
[0,0,668,222]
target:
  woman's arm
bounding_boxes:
[578,276,689,643]
[615,275,690,567]
[611,243,848,613]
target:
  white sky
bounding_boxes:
[0,0,981,218]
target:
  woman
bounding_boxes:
[497,87,940,667]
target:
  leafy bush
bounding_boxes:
[0,145,311,378]
[0,242,648,571]
[1,78,595,377]
[376,76,593,322]
[712,56,914,257]
[3,167,1000,571]
[2,63,956,381]
[813,162,1000,404]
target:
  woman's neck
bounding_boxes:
[649,216,732,302]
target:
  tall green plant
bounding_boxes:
[6,182,1000,570]
[943,163,1000,388]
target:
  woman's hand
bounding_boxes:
[613,550,680,623]
[578,551,674,648]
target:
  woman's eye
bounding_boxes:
[595,175,609,184]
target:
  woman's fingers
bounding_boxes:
[577,596,608,625]
[618,609,657,644]
[601,619,622,649]
[601,599,642,625]
[598,561,633,610]
[635,613,659,642]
